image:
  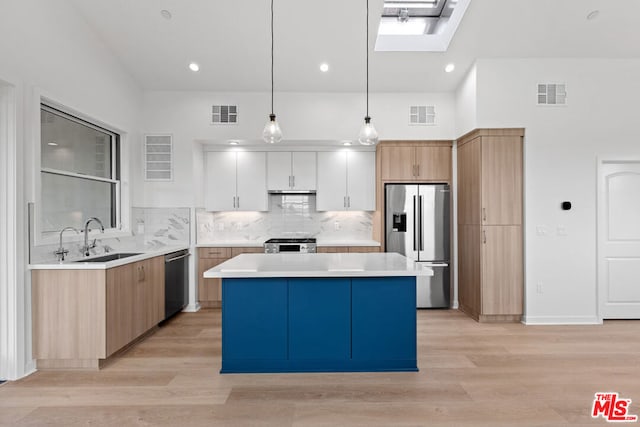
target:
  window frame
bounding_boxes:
[36,102,125,244]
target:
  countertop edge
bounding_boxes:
[203,253,433,278]
[28,245,190,270]
[196,240,381,248]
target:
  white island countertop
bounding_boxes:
[203,252,432,278]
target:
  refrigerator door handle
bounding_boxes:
[413,196,418,251]
[418,195,424,251]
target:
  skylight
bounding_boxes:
[375,0,471,52]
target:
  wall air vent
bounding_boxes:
[409,105,436,125]
[144,134,172,181]
[537,83,567,105]
[211,105,238,124]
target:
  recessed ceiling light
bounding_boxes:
[320,63,329,73]
[445,63,455,73]
[189,62,200,72]
[587,10,600,20]
[228,140,240,145]
[47,142,58,146]
[160,9,172,20]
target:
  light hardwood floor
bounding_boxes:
[2,309,640,426]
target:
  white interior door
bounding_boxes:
[598,160,640,319]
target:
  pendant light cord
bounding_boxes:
[366,0,369,118]
[271,0,275,115]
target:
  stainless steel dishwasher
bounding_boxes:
[164,249,190,320]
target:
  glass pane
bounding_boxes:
[41,172,114,233]
[41,108,112,178]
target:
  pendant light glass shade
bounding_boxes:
[263,0,282,143]
[359,0,377,146]
[263,113,283,144]
[358,116,378,145]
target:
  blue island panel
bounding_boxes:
[222,278,287,361]
[221,276,417,373]
[288,278,351,360]
[352,277,417,361]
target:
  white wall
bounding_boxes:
[0,0,143,379]
[475,58,640,324]
[138,91,456,207]
[454,64,477,137]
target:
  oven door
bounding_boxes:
[278,244,301,253]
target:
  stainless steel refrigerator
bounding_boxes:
[385,183,450,308]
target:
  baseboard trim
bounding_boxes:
[522,315,602,325]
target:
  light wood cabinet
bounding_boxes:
[105,257,164,355]
[31,256,165,369]
[267,152,316,191]
[347,246,381,253]
[197,247,263,307]
[317,246,380,253]
[317,151,375,211]
[456,129,524,322]
[197,247,231,308]
[204,151,267,211]
[458,134,522,225]
[380,143,452,182]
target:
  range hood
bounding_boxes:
[268,190,316,194]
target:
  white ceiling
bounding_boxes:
[69,0,640,93]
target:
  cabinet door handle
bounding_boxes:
[289,175,292,188]
[344,196,347,208]
[482,207,487,222]
[483,230,487,244]
[416,164,420,177]
[237,196,240,208]
[347,196,351,208]
[292,175,295,188]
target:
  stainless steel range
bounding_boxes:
[264,238,317,253]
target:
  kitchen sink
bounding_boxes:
[74,253,142,263]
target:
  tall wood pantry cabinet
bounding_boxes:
[457,128,524,322]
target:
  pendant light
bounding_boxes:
[262,0,283,144]
[358,0,379,146]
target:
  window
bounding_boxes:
[40,104,120,234]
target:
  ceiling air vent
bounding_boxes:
[144,134,172,181]
[409,105,436,125]
[211,105,238,124]
[537,83,567,105]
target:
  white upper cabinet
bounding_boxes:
[347,151,375,211]
[317,151,375,211]
[267,151,316,191]
[317,151,348,211]
[205,151,267,211]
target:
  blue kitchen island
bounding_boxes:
[204,252,433,374]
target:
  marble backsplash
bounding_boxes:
[197,194,373,244]
[30,206,191,264]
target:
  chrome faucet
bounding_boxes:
[81,217,105,256]
[54,226,79,262]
